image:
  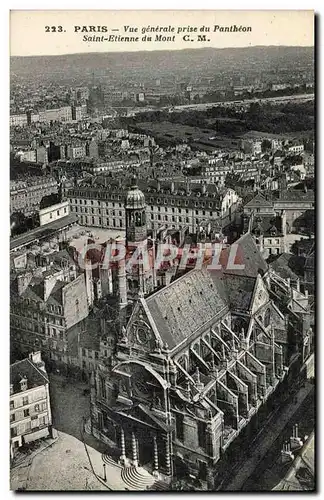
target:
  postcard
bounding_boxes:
[10,10,315,492]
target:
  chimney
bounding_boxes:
[29,351,46,373]
[171,181,175,194]
[202,181,207,195]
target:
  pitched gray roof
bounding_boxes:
[145,268,228,350]
[223,233,268,278]
[10,358,48,394]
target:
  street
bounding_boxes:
[48,373,90,441]
[224,381,314,491]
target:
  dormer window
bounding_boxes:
[20,377,27,392]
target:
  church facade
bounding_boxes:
[89,182,313,488]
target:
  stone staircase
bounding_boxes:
[121,466,155,490]
[101,454,123,469]
[149,479,170,491]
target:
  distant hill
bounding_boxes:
[10,46,314,82]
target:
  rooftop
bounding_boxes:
[10,213,78,251]
[10,358,48,394]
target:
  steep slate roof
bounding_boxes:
[270,253,305,279]
[222,233,268,278]
[222,274,256,311]
[10,358,48,394]
[145,267,228,350]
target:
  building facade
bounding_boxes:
[39,200,70,227]
[67,177,241,234]
[10,263,89,367]
[89,233,312,487]
[10,352,52,458]
[10,176,58,215]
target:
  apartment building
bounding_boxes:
[10,176,58,215]
[68,177,241,234]
[10,264,89,367]
[10,352,52,458]
[10,114,28,127]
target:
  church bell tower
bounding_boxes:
[125,179,147,246]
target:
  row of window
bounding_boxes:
[10,392,45,409]
[69,194,219,209]
[73,206,123,216]
[81,348,99,360]
[71,198,123,208]
[79,216,123,227]
[10,415,48,437]
[73,204,217,219]
[10,402,47,421]
[22,299,62,315]
[265,238,280,245]
[49,207,67,219]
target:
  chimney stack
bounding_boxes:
[29,351,46,373]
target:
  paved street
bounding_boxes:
[243,392,315,490]
[12,374,131,491]
[26,431,110,491]
[225,381,314,491]
[49,373,90,441]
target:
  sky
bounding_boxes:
[10,10,314,57]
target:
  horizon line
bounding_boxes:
[10,43,314,59]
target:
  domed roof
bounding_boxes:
[125,179,146,209]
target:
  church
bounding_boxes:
[89,181,313,488]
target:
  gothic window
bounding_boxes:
[175,413,184,441]
[192,343,200,356]
[198,421,207,449]
[99,376,106,399]
[265,308,271,328]
[177,355,189,371]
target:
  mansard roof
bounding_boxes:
[10,358,48,394]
